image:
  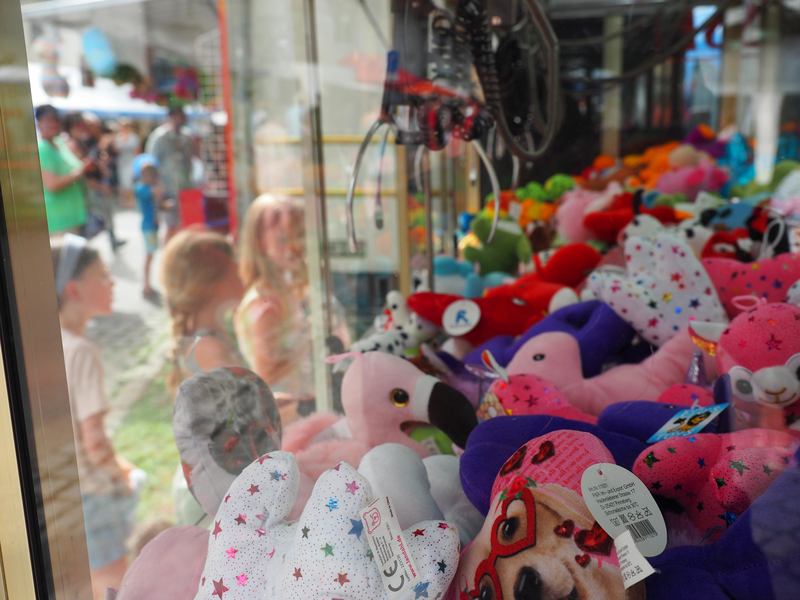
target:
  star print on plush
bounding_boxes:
[235,514,247,526]
[256,529,265,537]
[247,484,260,496]
[663,293,672,302]
[764,464,774,475]
[270,470,282,481]
[438,522,449,530]
[335,573,350,586]
[648,300,657,309]
[326,498,339,511]
[729,459,751,476]
[212,578,228,599]
[413,581,431,599]
[213,521,223,539]
[714,477,727,488]
[345,481,360,495]
[766,334,783,350]
[674,484,683,491]
[697,502,704,512]
[437,560,447,573]
[719,511,737,527]
[293,567,302,581]
[236,574,247,586]
[366,549,373,561]
[224,494,230,504]
[321,543,334,557]
[698,458,706,468]
[690,299,700,308]
[302,526,310,538]
[349,518,364,540]
[413,528,426,537]
[667,447,677,454]
[642,451,661,470]
[226,547,237,559]
[651,481,662,490]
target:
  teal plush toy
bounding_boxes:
[463,211,533,275]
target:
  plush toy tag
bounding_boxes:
[361,495,421,599]
[581,463,667,557]
[442,300,481,336]
[615,530,656,589]
[508,200,523,221]
[646,403,728,443]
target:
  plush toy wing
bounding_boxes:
[588,232,728,345]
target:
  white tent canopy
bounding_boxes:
[28,61,168,118]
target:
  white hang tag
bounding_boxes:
[615,530,656,589]
[442,300,481,336]
[361,496,421,599]
[646,403,728,443]
[508,200,523,221]
[581,463,667,557]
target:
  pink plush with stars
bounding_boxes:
[690,302,800,433]
[479,372,597,423]
[703,253,800,319]
[633,429,796,542]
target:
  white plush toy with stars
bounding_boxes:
[195,451,460,600]
[587,232,728,345]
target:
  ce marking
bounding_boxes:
[384,559,405,591]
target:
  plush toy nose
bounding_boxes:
[514,566,542,600]
[427,382,478,449]
[752,367,800,405]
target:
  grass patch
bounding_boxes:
[113,368,177,524]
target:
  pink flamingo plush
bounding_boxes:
[505,326,711,416]
[690,301,800,434]
[281,352,477,513]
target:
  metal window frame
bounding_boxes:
[0,2,93,599]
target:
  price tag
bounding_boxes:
[361,496,421,599]
[442,300,481,336]
[647,404,728,443]
[581,463,667,557]
[615,530,656,589]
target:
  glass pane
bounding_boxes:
[5,1,800,599]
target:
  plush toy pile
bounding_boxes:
[114,127,800,600]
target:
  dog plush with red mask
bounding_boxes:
[447,430,626,600]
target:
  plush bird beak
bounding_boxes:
[412,375,478,449]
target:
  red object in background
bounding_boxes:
[179,189,205,227]
[582,191,683,244]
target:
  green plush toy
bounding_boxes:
[516,181,546,202]
[729,160,800,199]
[543,173,575,201]
[463,211,532,275]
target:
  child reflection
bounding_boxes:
[234,195,316,423]
[52,234,142,599]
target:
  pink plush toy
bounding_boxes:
[281,352,477,514]
[633,429,796,542]
[555,182,623,243]
[505,326,711,416]
[477,351,597,423]
[690,301,800,433]
[655,160,729,202]
[703,253,800,318]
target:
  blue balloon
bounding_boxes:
[132,154,160,180]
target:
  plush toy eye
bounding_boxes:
[533,354,545,361]
[729,367,755,403]
[390,388,410,407]
[500,518,519,541]
[477,576,496,600]
[567,588,579,600]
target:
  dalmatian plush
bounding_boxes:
[194,451,460,600]
[349,292,439,357]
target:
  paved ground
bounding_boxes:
[83,209,172,433]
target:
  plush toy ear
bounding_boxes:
[688,321,727,356]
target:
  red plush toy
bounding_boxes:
[583,189,686,244]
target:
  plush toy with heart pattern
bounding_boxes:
[448,430,625,600]
[587,232,728,346]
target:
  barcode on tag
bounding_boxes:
[361,496,421,599]
[625,518,657,543]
